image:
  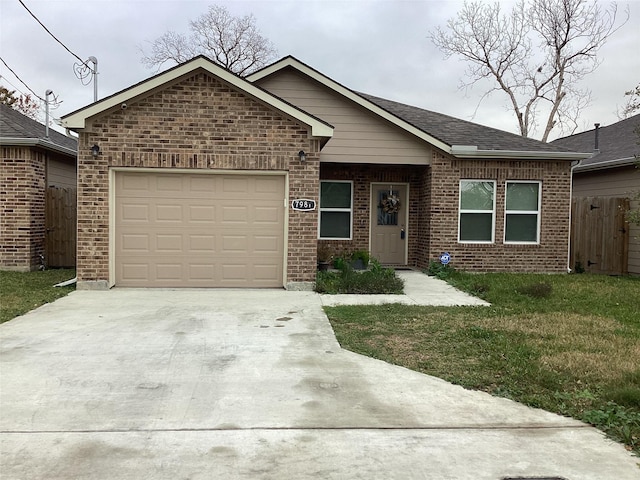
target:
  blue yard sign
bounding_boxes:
[439,252,451,265]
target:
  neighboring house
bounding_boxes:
[552,114,640,275]
[0,104,77,271]
[60,55,588,290]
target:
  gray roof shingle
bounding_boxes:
[0,103,77,153]
[551,114,640,167]
[359,93,575,153]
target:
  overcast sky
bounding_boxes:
[1,0,638,141]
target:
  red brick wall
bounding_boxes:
[319,163,425,262]
[425,152,572,272]
[76,71,319,287]
[319,154,571,273]
[0,147,46,271]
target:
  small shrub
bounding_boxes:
[427,260,455,279]
[315,261,404,294]
[517,281,552,298]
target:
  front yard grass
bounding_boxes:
[325,272,640,455]
[0,269,76,324]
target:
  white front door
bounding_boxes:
[370,184,408,265]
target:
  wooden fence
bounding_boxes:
[570,196,630,275]
[45,187,76,268]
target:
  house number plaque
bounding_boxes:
[291,199,316,211]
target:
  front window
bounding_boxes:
[505,181,541,243]
[458,180,496,243]
[319,181,353,239]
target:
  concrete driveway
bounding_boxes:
[1,288,638,479]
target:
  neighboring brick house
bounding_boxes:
[552,115,640,275]
[61,56,589,290]
[1,104,77,271]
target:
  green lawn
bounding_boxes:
[325,272,640,455]
[0,269,76,324]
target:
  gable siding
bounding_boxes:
[254,69,432,165]
[573,166,640,275]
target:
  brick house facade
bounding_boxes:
[61,56,588,289]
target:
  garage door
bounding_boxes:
[115,171,285,287]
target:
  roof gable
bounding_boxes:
[0,103,77,156]
[249,56,590,161]
[61,56,333,140]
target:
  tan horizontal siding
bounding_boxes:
[47,157,76,188]
[573,166,638,197]
[256,69,431,165]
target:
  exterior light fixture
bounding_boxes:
[298,150,307,162]
[91,144,100,158]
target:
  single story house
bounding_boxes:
[552,114,640,275]
[60,55,589,290]
[0,104,77,271]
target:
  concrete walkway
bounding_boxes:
[1,285,638,479]
[320,270,490,306]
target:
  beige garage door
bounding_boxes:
[115,171,285,287]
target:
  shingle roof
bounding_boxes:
[359,93,573,153]
[551,114,640,168]
[1,103,77,153]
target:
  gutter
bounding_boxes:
[0,137,77,157]
[450,145,591,161]
[574,156,638,173]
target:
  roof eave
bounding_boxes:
[61,56,333,140]
[0,137,77,157]
[450,145,591,160]
[574,156,638,172]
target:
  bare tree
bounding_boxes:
[430,0,628,142]
[140,5,277,76]
[618,83,640,119]
[0,86,40,120]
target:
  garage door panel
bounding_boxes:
[222,177,249,193]
[121,234,149,252]
[121,203,150,222]
[116,171,285,287]
[156,234,182,252]
[254,236,279,253]
[255,176,283,194]
[156,263,182,280]
[188,264,215,280]
[156,204,183,222]
[189,235,215,252]
[188,205,215,222]
[222,206,248,223]
[121,263,149,281]
[156,175,183,192]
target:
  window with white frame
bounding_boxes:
[458,180,496,243]
[319,181,353,239]
[504,181,541,243]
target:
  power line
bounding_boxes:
[0,57,62,110]
[0,56,45,102]
[17,0,85,65]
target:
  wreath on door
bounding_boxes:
[380,194,401,214]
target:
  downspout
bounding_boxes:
[567,158,583,273]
